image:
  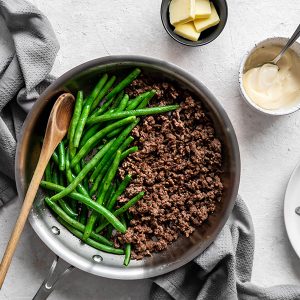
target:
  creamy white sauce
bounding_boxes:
[243,45,300,110]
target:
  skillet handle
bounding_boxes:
[33,256,75,300]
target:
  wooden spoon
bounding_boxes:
[0,93,75,288]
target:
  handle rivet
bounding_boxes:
[92,255,103,263]
[51,226,60,235]
[295,207,300,216]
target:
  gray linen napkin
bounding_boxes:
[151,196,300,300]
[0,0,59,207]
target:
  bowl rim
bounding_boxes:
[15,55,240,279]
[160,0,228,47]
[238,36,300,116]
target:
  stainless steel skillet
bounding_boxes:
[15,55,240,298]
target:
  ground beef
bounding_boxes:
[115,77,223,259]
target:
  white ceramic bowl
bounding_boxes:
[239,37,300,116]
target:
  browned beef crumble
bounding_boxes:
[115,76,223,259]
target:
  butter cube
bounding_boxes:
[194,2,220,32]
[195,0,211,19]
[169,0,195,26]
[174,22,200,42]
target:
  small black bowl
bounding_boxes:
[161,0,228,46]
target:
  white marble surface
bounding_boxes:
[1,0,300,299]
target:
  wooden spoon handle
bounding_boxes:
[0,153,50,288]
[0,93,74,288]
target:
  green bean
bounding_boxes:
[45,163,51,181]
[83,151,121,240]
[96,180,105,199]
[45,197,112,246]
[51,171,78,218]
[68,91,84,142]
[73,111,90,148]
[90,75,115,112]
[89,125,136,185]
[89,144,137,196]
[73,174,90,197]
[41,181,126,233]
[50,167,78,219]
[137,89,156,109]
[114,191,144,215]
[98,183,116,226]
[58,171,77,217]
[90,135,134,183]
[120,147,138,160]
[67,201,77,218]
[50,140,115,201]
[66,151,89,197]
[79,155,89,198]
[80,93,124,149]
[65,150,73,184]
[89,95,115,120]
[106,68,141,100]
[111,91,125,109]
[58,141,66,171]
[73,164,81,175]
[69,139,76,159]
[98,151,121,205]
[97,179,115,223]
[119,217,129,258]
[73,76,108,148]
[106,175,132,212]
[81,159,89,191]
[89,71,135,120]
[103,183,115,208]
[69,144,81,175]
[124,243,131,266]
[57,217,124,255]
[86,105,179,125]
[137,98,150,109]
[52,151,59,166]
[95,192,144,233]
[106,129,120,139]
[79,124,101,149]
[107,90,156,138]
[126,91,151,110]
[71,117,136,167]
[116,94,129,112]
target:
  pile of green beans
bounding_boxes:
[40,68,179,266]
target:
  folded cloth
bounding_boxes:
[151,196,300,300]
[0,0,59,207]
